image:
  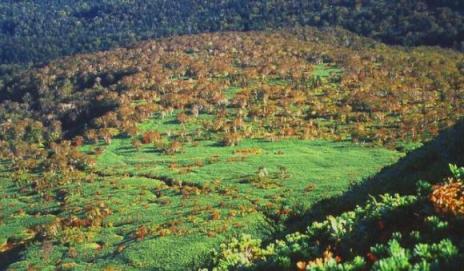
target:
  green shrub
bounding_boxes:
[208,165,464,270]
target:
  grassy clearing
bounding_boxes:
[3,112,402,270]
[313,63,342,78]
[57,113,402,269]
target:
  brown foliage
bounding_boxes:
[176,112,189,124]
[142,131,162,144]
[430,180,464,216]
[164,141,183,155]
[222,132,242,146]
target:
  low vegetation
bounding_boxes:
[208,165,464,271]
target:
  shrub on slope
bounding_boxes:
[208,164,464,270]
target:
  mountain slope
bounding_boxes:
[0,28,463,270]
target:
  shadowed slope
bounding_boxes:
[286,119,464,234]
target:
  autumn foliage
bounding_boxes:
[430,181,464,216]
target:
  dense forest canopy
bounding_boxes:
[0,0,463,66]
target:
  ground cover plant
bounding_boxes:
[207,164,464,271]
[0,27,463,270]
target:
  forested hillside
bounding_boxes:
[0,27,463,270]
[1,1,464,270]
[0,0,463,65]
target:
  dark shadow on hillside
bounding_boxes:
[283,119,464,234]
[0,244,24,271]
[163,119,179,125]
[207,142,226,148]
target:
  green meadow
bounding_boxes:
[3,113,403,270]
[48,113,401,270]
